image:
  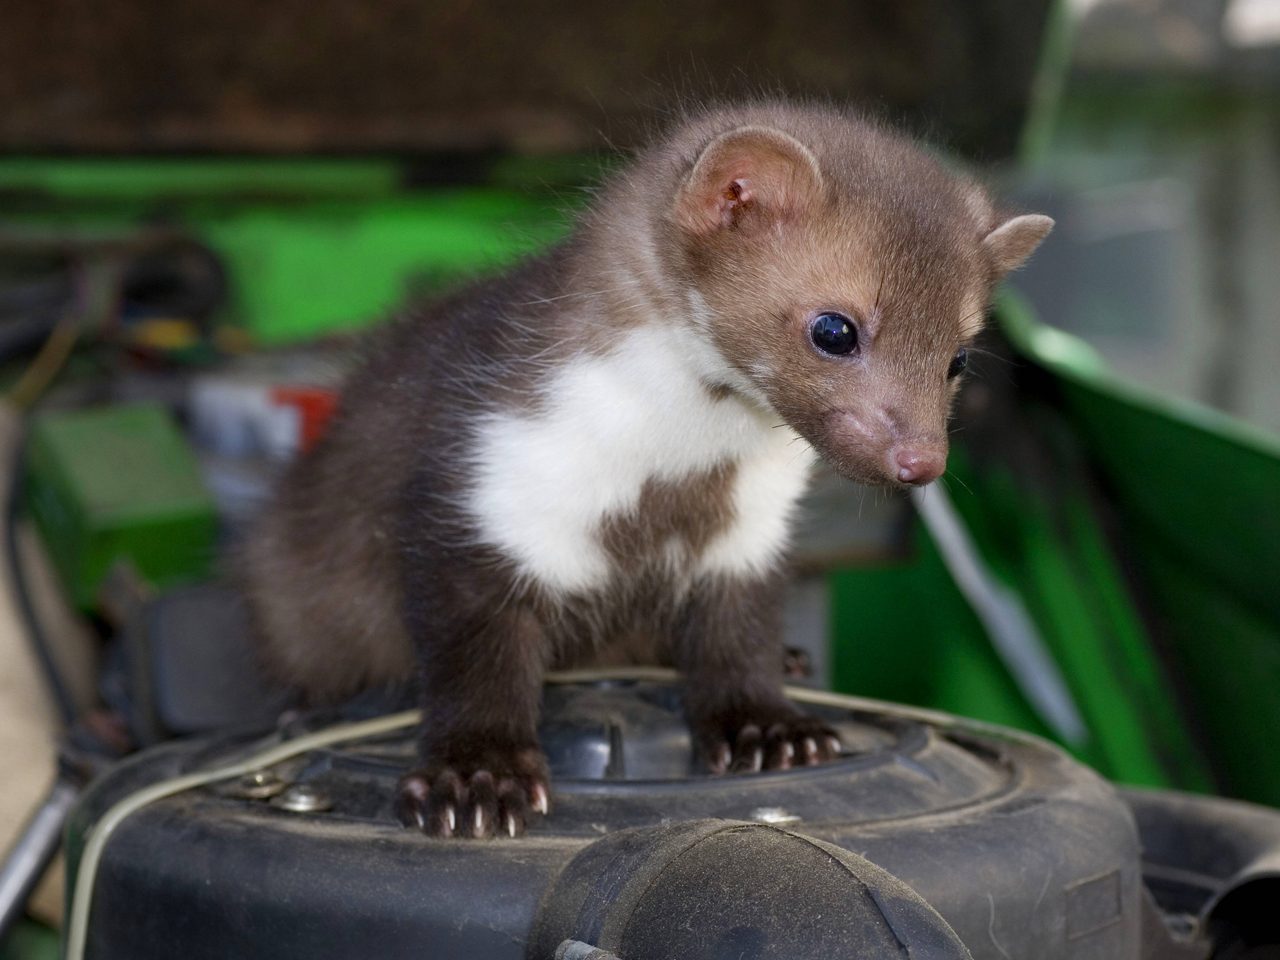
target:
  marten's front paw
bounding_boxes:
[704,714,842,774]
[396,746,550,839]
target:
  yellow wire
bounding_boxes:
[64,709,422,960]
[7,313,80,411]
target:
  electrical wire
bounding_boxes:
[909,484,1087,746]
[64,709,421,960]
[6,311,79,411]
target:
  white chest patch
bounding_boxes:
[466,324,816,594]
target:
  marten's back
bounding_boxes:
[242,251,577,702]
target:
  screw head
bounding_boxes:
[270,783,333,813]
[222,770,289,800]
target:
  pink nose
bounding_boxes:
[893,448,946,485]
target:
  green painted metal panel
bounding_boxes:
[0,158,579,344]
[996,291,1280,804]
[941,448,1213,790]
[829,524,1055,740]
[829,294,1235,794]
[0,157,401,200]
[193,191,572,342]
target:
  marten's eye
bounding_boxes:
[948,347,968,379]
[811,313,858,356]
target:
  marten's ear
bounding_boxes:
[983,214,1054,275]
[675,126,823,235]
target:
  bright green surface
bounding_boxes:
[829,438,1215,791]
[0,158,580,344]
[997,293,1280,804]
[196,191,571,341]
[25,403,217,610]
[943,445,1214,789]
[830,525,1054,740]
[0,154,608,201]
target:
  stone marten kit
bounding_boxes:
[243,102,1052,838]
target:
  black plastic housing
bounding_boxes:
[63,681,1280,960]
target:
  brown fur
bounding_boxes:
[242,101,1051,838]
[599,464,739,571]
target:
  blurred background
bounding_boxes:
[0,1,1278,956]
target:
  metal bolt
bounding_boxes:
[222,770,289,800]
[555,941,621,960]
[750,806,801,825]
[270,783,333,813]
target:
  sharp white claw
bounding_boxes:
[826,736,842,757]
[716,744,732,772]
[803,737,819,763]
[474,807,485,837]
[445,806,456,833]
[783,742,795,760]
[532,784,550,815]
[751,748,763,773]
[507,814,517,838]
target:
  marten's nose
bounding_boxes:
[893,448,946,485]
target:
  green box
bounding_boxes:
[25,403,218,610]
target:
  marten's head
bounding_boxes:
[657,108,1051,488]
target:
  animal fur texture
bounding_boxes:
[243,102,1052,839]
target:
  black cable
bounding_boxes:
[0,275,71,357]
[6,435,79,727]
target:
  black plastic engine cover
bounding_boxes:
[67,680,1145,960]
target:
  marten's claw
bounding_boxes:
[396,748,550,839]
[708,715,842,774]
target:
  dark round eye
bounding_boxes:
[948,347,968,379]
[810,313,858,356]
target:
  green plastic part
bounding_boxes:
[24,403,217,610]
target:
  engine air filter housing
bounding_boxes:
[66,679,1267,960]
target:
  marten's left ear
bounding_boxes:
[675,126,823,236]
[983,214,1054,275]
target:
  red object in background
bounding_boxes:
[270,386,339,454]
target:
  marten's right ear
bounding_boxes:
[675,126,823,236]
[983,214,1054,275]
